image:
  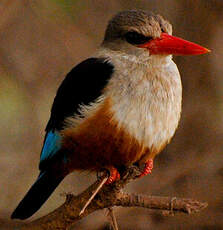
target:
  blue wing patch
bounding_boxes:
[40,131,62,164]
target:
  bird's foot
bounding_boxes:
[105,166,120,185]
[139,159,153,178]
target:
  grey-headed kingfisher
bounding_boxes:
[11,10,209,220]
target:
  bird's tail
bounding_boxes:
[11,171,65,220]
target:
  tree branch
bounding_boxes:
[18,166,208,230]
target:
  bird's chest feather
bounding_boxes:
[107,58,182,152]
[62,58,182,169]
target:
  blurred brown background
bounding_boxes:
[0,0,222,229]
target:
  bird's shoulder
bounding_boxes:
[39,57,114,169]
[46,57,114,132]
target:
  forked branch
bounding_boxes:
[18,166,208,230]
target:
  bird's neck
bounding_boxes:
[95,47,173,67]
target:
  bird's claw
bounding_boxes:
[105,166,120,185]
[139,159,153,178]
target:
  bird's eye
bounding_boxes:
[124,31,153,45]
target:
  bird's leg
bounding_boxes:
[105,166,120,185]
[79,167,120,215]
[81,167,119,218]
[96,166,120,184]
[138,159,153,178]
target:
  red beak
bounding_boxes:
[138,33,210,55]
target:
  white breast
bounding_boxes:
[105,53,182,149]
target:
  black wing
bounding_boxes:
[45,57,114,131]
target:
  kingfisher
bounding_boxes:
[11,10,209,220]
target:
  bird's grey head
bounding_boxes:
[101,10,172,58]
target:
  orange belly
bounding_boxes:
[61,98,162,172]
